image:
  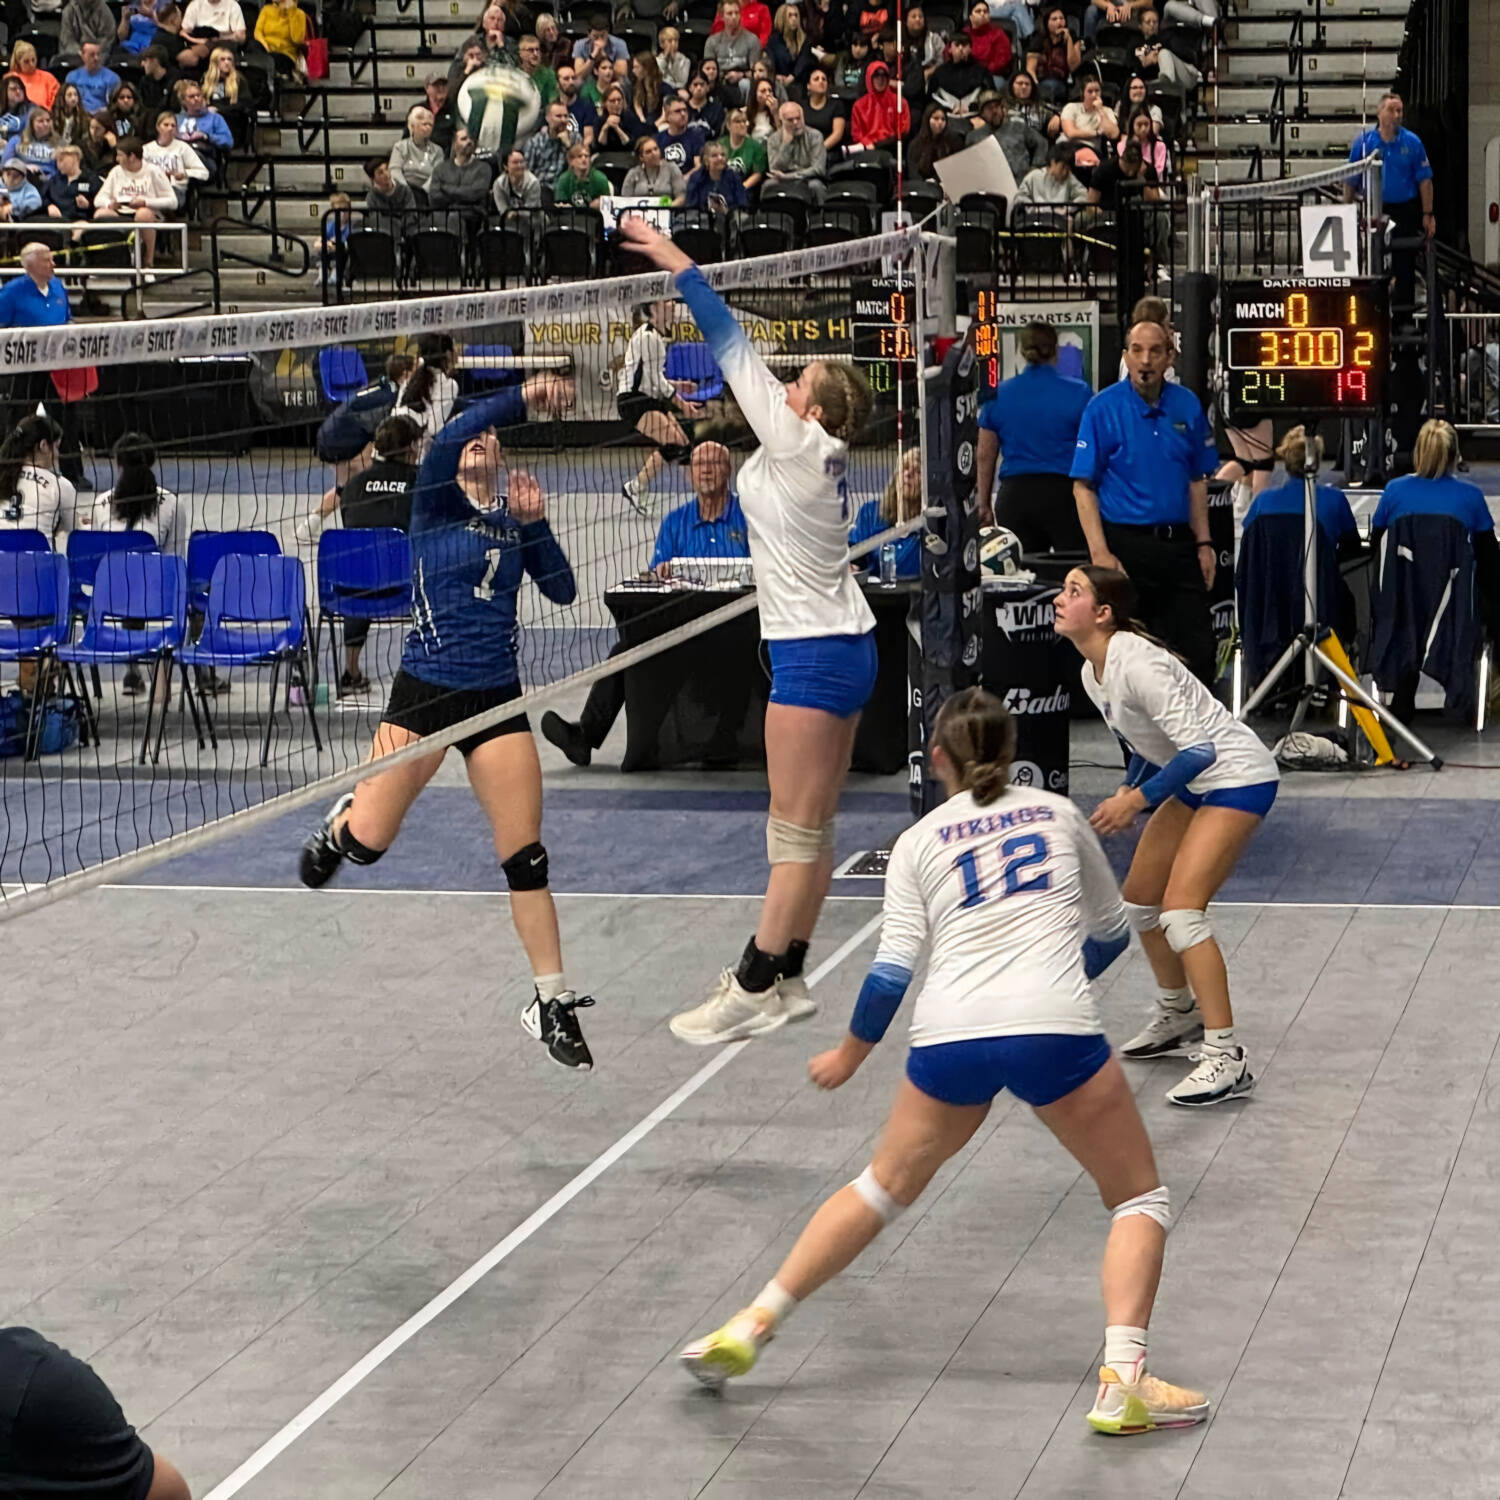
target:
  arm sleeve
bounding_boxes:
[413,387,528,523]
[1127,651,1222,798]
[674,264,803,454]
[1068,398,1103,483]
[1137,742,1216,807]
[1124,751,1158,788]
[1072,803,1128,942]
[872,830,928,972]
[849,961,913,1045]
[519,518,577,604]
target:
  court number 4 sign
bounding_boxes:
[1299,203,1361,278]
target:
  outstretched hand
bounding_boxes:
[522,372,575,417]
[619,215,693,273]
[508,470,546,523]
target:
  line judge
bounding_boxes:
[1069,317,1218,683]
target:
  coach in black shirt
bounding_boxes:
[335,411,420,692]
[1,1326,191,1500]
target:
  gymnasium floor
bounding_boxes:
[6,704,1500,1500]
[6,453,1500,1497]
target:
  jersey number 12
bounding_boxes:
[473,547,502,601]
[953,832,1051,909]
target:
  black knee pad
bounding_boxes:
[502,841,549,890]
[657,442,691,465]
[335,822,386,865]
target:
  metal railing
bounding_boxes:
[0,221,191,289]
[209,221,314,312]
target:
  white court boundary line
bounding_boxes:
[199,910,883,1500]
[92,885,1500,912]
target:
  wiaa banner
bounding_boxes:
[981,582,1073,796]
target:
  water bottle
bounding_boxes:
[879,542,897,585]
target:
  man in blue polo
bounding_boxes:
[541,440,749,765]
[1071,317,1219,681]
[1345,91,1432,318]
[0,241,88,488]
[975,318,1092,548]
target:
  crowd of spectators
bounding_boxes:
[335,0,1210,263]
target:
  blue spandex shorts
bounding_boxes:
[1176,780,1279,818]
[906,1032,1112,1108]
[767,631,879,718]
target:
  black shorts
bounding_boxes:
[383,669,530,756]
[618,392,677,430]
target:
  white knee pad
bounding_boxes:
[849,1165,905,1225]
[767,815,824,865]
[1112,1184,1171,1233]
[1160,908,1213,954]
[1123,901,1162,934]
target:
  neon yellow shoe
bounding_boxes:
[1086,1363,1210,1435]
[679,1308,773,1389]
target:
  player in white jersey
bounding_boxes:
[680,688,1209,1436]
[392,333,459,462]
[620,217,882,1048]
[0,413,77,541]
[1055,565,1279,1107]
[617,300,703,515]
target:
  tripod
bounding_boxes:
[1237,450,1443,770]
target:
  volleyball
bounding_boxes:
[457,60,542,157]
[979,524,1023,578]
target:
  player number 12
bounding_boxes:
[953,832,1051,908]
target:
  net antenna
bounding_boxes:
[0,227,924,922]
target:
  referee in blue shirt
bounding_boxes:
[975,320,1093,551]
[542,441,750,765]
[1070,317,1219,681]
[0,242,87,487]
[1345,92,1433,317]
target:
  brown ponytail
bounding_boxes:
[933,686,1016,806]
[1077,564,1179,655]
[811,360,874,445]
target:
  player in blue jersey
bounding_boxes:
[618,217,881,1048]
[298,372,598,1072]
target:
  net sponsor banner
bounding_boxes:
[3,228,920,377]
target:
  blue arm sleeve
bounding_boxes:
[1082,928,1129,980]
[1138,742,1216,808]
[674,265,746,363]
[519,519,577,605]
[849,961,912,1045]
[1124,753,1157,789]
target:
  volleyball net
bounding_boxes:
[0,225,928,916]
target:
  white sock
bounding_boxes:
[1159,985,1195,1012]
[752,1278,797,1330]
[1104,1325,1148,1376]
[1204,1025,1236,1052]
[535,973,567,1002]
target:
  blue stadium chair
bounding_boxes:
[665,340,724,403]
[319,345,369,406]
[187,529,282,617]
[57,552,188,765]
[313,528,412,693]
[65,530,158,623]
[0,551,70,759]
[177,555,323,767]
[0,529,49,552]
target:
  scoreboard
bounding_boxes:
[850,279,917,399]
[1220,277,1388,424]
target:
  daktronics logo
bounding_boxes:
[992,598,1056,639]
[1003,685,1071,715]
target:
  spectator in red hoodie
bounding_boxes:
[712,0,773,47]
[964,0,1012,79]
[849,57,908,149]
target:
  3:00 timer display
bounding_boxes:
[1220,278,1388,422]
